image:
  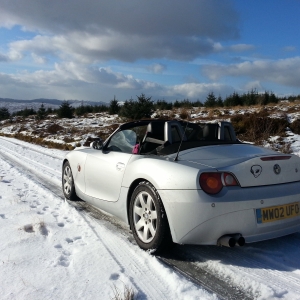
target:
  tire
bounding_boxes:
[129,181,172,253]
[62,161,77,200]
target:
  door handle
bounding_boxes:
[116,162,125,171]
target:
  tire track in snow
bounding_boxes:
[183,242,300,299]
[0,151,63,199]
[72,202,173,299]
[0,136,64,160]
[0,137,61,184]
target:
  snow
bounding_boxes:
[0,137,214,300]
[2,103,300,299]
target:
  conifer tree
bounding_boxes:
[37,103,47,120]
[108,96,120,115]
[0,107,10,121]
[57,101,73,119]
[216,95,223,107]
[204,92,217,107]
[119,94,154,120]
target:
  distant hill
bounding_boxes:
[0,98,107,113]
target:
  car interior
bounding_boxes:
[102,119,240,155]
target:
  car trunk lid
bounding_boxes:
[175,144,300,187]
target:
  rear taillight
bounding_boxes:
[222,173,238,186]
[200,172,239,194]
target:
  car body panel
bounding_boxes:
[122,155,201,190]
[84,149,132,202]
[159,182,300,244]
[65,149,88,194]
[175,144,300,187]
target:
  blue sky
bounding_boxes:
[0,0,299,103]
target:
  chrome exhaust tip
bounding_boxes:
[217,235,236,248]
[217,233,245,248]
[236,236,245,247]
[232,233,245,247]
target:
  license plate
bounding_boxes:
[256,202,300,224]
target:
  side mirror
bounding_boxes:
[91,138,103,150]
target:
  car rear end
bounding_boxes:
[161,144,300,246]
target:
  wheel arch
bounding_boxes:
[62,158,78,200]
[126,178,172,234]
[62,158,69,170]
[126,178,145,228]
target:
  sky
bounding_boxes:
[0,0,300,103]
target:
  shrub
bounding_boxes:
[231,111,288,144]
[179,108,190,120]
[290,119,300,134]
[63,136,75,143]
[47,123,64,134]
[155,100,173,110]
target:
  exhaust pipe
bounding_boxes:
[217,235,236,248]
[217,234,245,248]
[234,234,245,247]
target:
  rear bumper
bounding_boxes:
[159,182,300,245]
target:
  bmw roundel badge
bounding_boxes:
[273,164,281,175]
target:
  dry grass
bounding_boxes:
[47,123,64,134]
[63,136,75,143]
[231,110,289,145]
[179,108,191,120]
[208,109,222,118]
[290,119,300,134]
[111,284,135,300]
[280,142,292,154]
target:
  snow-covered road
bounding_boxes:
[1,136,300,299]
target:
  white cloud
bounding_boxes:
[6,31,225,64]
[211,43,255,54]
[146,63,167,74]
[0,1,238,38]
[31,53,47,64]
[0,62,238,102]
[203,57,300,87]
[7,49,23,61]
[282,46,296,52]
[229,44,255,52]
[0,0,239,63]
[0,53,10,62]
[167,82,232,99]
[243,80,263,91]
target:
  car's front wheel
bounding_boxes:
[129,182,172,253]
[62,161,77,200]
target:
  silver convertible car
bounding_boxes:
[62,119,300,252]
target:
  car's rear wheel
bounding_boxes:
[62,161,77,200]
[129,181,172,253]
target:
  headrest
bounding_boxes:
[146,121,165,140]
[203,124,218,140]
